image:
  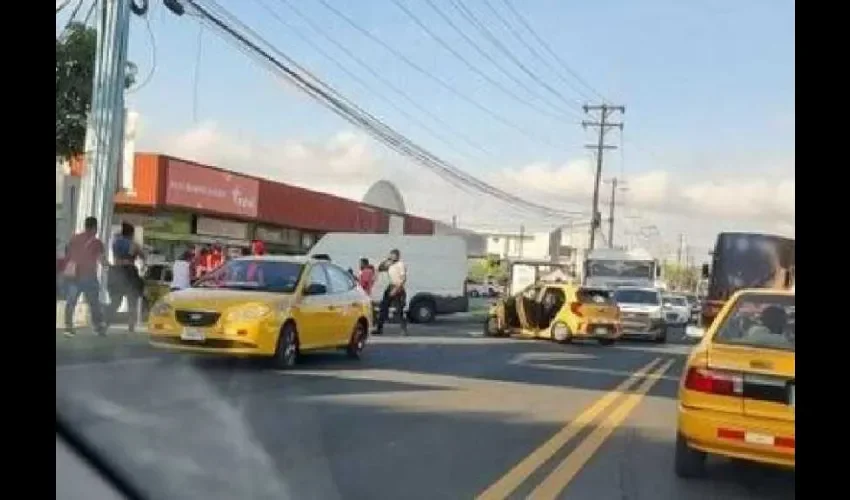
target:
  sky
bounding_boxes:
[57,0,795,258]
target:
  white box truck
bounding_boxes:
[308,233,469,323]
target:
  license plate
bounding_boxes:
[181,328,205,341]
[593,327,608,335]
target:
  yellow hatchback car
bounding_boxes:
[147,255,373,368]
[485,283,622,345]
[676,289,795,477]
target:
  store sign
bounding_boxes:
[117,212,191,235]
[165,159,259,217]
[255,226,301,246]
[197,216,249,240]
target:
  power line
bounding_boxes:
[172,0,583,219]
[448,0,583,114]
[499,0,610,103]
[389,0,579,122]
[481,0,594,104]
[421,0,579,121]
[313,0,566,151]
[266,0,494,160]
[127,13,157,93]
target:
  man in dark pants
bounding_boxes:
[375,249,408,335]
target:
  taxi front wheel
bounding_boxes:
[346,321,368,359]
[674,433,706,478]
[272,324,299,369]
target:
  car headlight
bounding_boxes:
[649,310,662,320]
[149,301,173,317]
[225,304,272,322]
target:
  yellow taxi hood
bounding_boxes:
[166,288,296,309]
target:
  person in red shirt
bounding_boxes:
[246,240,266,282]
[358,257,376,295]
[62,216,107,337]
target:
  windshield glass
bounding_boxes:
[194,259,304,293]
[586,260,654,279]
[713,294,795,351]
[662,296,687,307]
[614,289,660,305]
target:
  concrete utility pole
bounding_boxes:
[603,177,628,248]
[73,0,134,297]
[583,104,625,252]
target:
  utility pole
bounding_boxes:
[603,177,627,248]
[73,0,135,298]
[583,104,625,252]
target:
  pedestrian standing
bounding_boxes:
[170,251,194,291]
[62,216,107,337]
[105,222,144,333]
[358,257,376,295]
[375,249,408,335]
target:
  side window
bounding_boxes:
[307,264,330,295]
[145,265,163,281]
[326,264,356,294]
[163,267,174,283]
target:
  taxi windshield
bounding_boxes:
[663,297,687,307]
[713,294,795,352]
[194,260,304,293]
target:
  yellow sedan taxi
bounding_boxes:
[676,289,794,477]
[485,283,622,345]
[147,255,373,368]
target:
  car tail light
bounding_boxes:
[684,366,743,396]
[570,302,582,317]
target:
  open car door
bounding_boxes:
[516,285,542,332]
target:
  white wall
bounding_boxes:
[388,214,404,235]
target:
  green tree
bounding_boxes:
[662,262,699,292]
[56,23,137,160]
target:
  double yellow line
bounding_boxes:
[477,357,675,500]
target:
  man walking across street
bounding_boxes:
[105,222,144,333]
[375,249,408,336]
[62,216,107,337]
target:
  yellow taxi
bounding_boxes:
[485,283,622,345]
[147,255,373,368]
[676,289,795,477]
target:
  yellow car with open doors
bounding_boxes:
[485,283,622,345]
[147,255,373,368]
[676,289,794,477]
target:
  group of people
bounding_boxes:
[356,250,408,336]
[59,216,270,337]
[60,217,145,337]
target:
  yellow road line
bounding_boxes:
[529,358,676,499]
[475,356,663,500]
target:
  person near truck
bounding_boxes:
[375,249,407,335]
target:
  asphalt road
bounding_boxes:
[57,320,794,500]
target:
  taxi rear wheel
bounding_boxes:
[674,433,706,478]
[346,320,368,359]
[273,324,299,369]
[484,316,502,337]
[552,322,572,344]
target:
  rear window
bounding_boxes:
[577,288,614,304]
[614,289,660,305]
[713,294,795,352]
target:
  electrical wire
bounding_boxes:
[58,0,85,40]
[313,0,566,151]
[481,0,595,104]
[263,0,493,161]
[448,0,584,113]
[127,14,157,93]
[389,0,580,122]
[191,24,204,122]
[498,0,610,103]
[180,0,584,220]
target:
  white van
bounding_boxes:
[308,233,469,323]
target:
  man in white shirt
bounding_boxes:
[170,251,193,291]
[375,249,408,335]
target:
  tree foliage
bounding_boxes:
[56,22,136,160]
[662,262,700,292]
